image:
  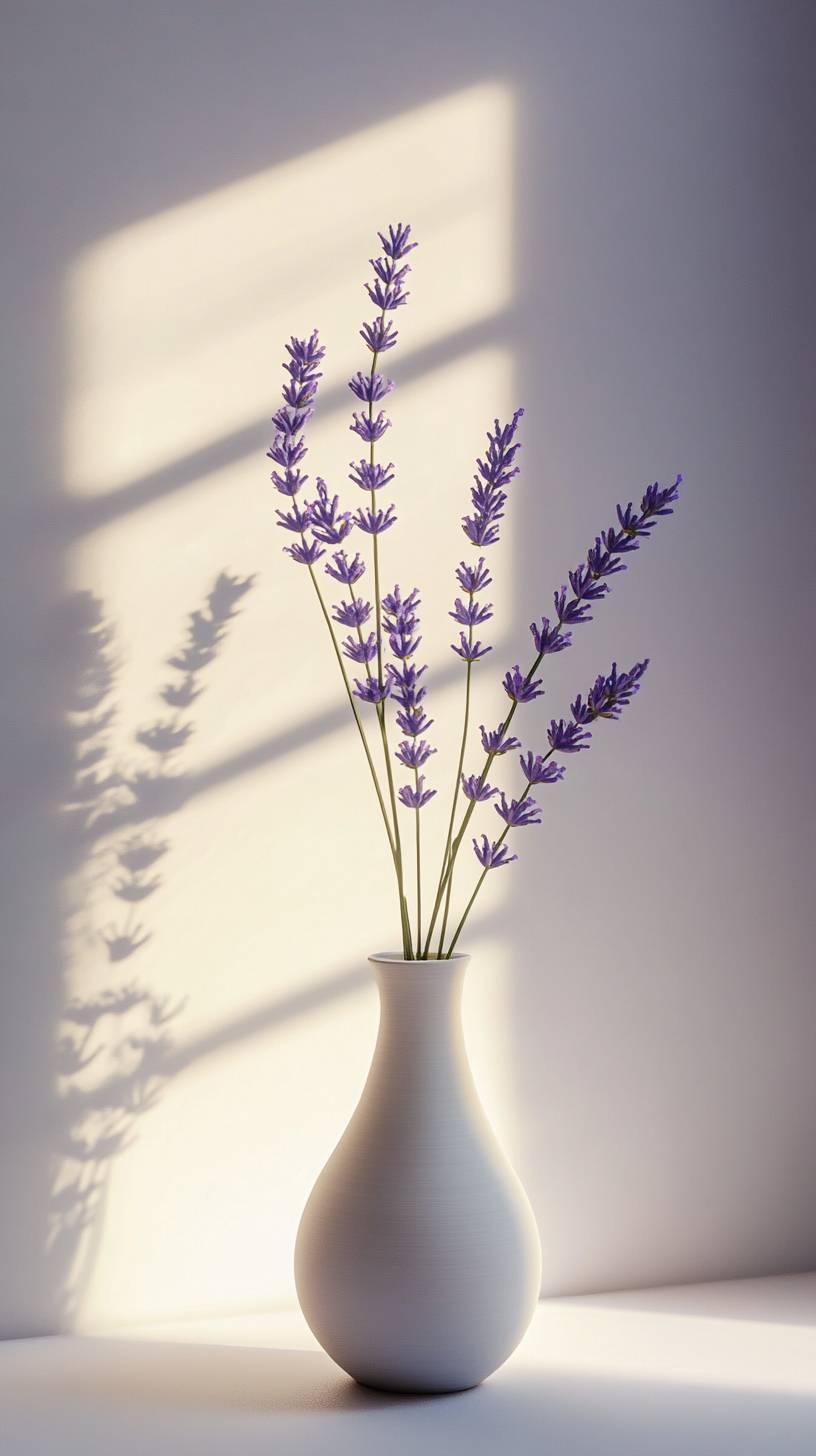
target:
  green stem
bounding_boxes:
[305,558,410,949]
[423,643,548,952]
[363,309,412,956]
[444,776,533,958]
[414,768,422,950]
[432,639,473,958]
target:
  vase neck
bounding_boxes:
[368,957,471,1096]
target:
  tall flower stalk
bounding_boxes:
[267,223,682,959]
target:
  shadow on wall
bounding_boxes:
[50,572,253,1324]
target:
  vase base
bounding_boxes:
[352,1374,482,1397]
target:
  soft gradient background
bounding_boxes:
[1,0,813,1337]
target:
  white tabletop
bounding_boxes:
[2,1273,815,1454]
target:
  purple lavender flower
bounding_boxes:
[456,558,492,594]
[398,775,436,809]
[480,723,522,755]
[370,257,411,286]
[353,677,390,705]
[530,617,571,655]
[354,504,397,535]
[389,625,422,659]
[360,318,399,353]
[518,752,565,785]
[502,665,544,703]
[275,501,312,534]
[349,461,395,493]
[396,706,434,737]
[378,223,417,259]
[473,835,517,870]
[547,719,591,752]
[396,739,436,769]
[461,774,497,802]
[495,792,541,827]
[309,479,353,544]
[449,597,494,627]
[269,330,329,564]
[343,633,377,664]
[602,477,683,554]
[325,550,365,585]
[462,410,523,547]
[350,410,391,443]
[349,371,394,403]
[570,659,650,725]
[452,633,492,662]
[385,660,426,708]
[332,597,372,628]
[382,586,420,622]
[366,279,410,311]
[283,539,324,566]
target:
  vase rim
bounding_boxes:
[369,951,470,965]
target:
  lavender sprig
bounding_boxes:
[428,475,681,955]
[444,658,651,956]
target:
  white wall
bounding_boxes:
[0,0,813,1336]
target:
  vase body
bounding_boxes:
[294,953,542,1393]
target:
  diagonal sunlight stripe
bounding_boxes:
[59,309,515,535]
[64,83,514,499]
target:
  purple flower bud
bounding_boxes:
[378,222,417,260]
[452,633,492,662]
[518,752,565,785]
[570,659,649,726]
[449,597,493,627]
[396,739,436,769]
[348,371,395,403]
[461,774,497,802]
[342,633,377,664]
[473,835,517,870]
[370,257,411,287]
[547,719,591,752]
[325,550,366,585]
[530,616,571,655]
[309,479,353,544]
[456,558,492,594]
[349,460,395,493]
[494,792,541,827]
[396,706,434,737]
[332,597,372,628]
[353,677,390,705]
[480,724,522,755]
[283,539,324,566]
[365,279,409,311]
[360,318,399,353]
[350,410,391,443]
[275,501,312,533]
[354,505,397,535]
[502,665,544,703]
[398,775,436,810]
[382,586,421,624]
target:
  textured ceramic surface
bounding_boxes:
[294,953,542,1393]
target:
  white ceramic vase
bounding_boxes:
[294,952,542,1393]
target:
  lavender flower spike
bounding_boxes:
[462,409,524,548]
[473,835,518,870]
[571,659,650,725]
[269,329,328,566]
[399,775,436,810]
[502,665,544,703]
